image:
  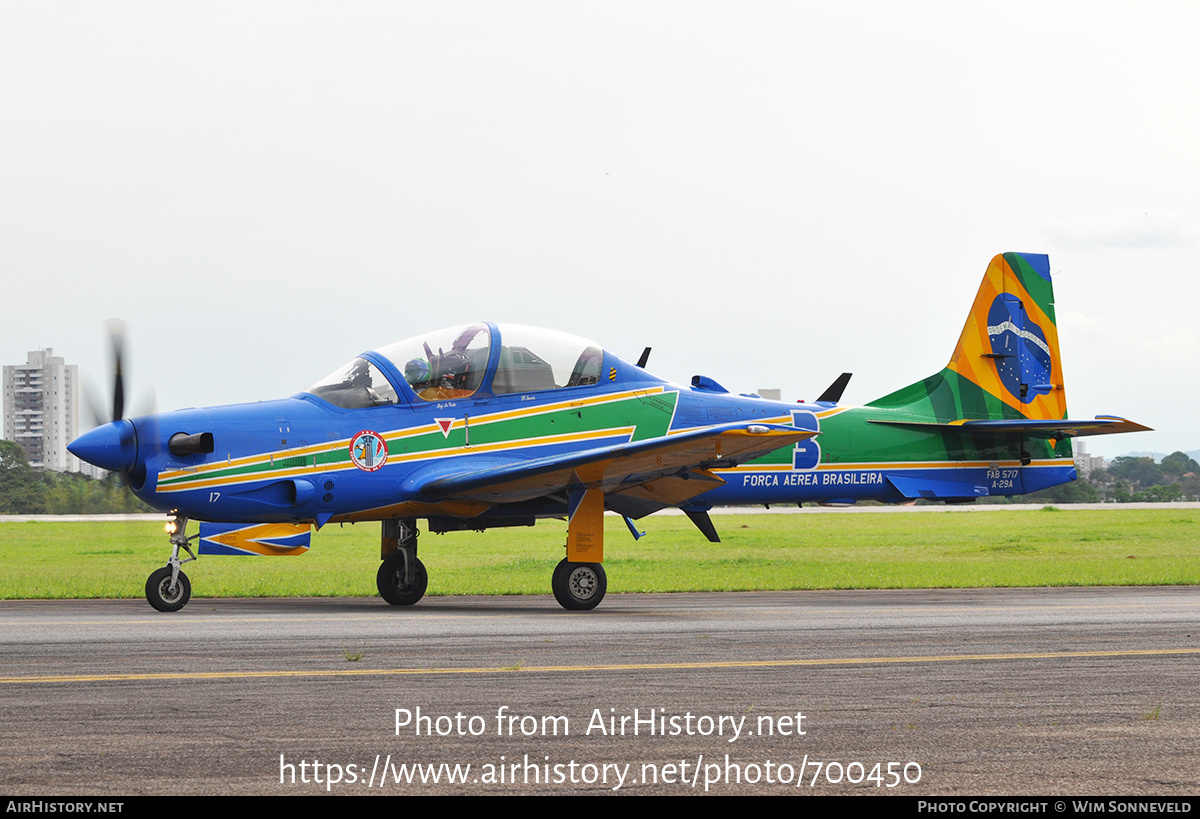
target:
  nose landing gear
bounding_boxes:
[146,513,197,612]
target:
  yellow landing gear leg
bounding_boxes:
[552,487,607,610]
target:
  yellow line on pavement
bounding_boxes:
[4,647,1198,684]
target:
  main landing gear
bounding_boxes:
[146,514,196,612]
[378,518,427,606]
[552,559,607,611]
[376,518,608,611]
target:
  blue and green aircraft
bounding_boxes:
[69,253,1148,612]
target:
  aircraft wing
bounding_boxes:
[418,422,816,505]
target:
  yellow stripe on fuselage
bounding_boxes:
[156,425,638,495]
[718,458,1067,474]
[155,386,668,494]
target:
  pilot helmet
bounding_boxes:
[404,358,431,384]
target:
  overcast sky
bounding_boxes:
[3,1,1196,458]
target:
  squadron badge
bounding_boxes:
[349,430,388,472]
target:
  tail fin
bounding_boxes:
[946,252,1066,421]
[869,253,1065,421]
[852,253,1145,499]
[868,253,1146,439]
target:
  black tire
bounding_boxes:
[146,566,191,612]
[551,559,607,611]
[377,551,428,606]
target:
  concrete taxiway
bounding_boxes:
[1,587,1197,795]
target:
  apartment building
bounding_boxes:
[3,349,80,472]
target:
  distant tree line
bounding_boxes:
[1022,451,1200,504]
[0,439,151,514]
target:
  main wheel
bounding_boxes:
[146,566,191,612]
[551,559,607,611]
[377,551,428,606]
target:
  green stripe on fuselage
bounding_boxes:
[156,389,679,491]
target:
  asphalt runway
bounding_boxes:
[1,587,1198,795]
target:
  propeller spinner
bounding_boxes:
[69,320,140,476]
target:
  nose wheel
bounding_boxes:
[552,559,606,610]
[146,513,197,612]
[146,566,191,612]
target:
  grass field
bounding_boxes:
[1,507,1197,600]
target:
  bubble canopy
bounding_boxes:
[307,324,605,408]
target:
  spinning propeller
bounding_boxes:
[72,321,155,479]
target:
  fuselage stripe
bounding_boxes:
[155,426,638,494]
[155,386,671,492]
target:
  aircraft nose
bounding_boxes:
[68,419,138,473]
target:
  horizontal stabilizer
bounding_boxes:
[867,415,1151,439]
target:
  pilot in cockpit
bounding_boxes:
[406,353,475,401]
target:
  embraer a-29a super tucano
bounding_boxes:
[70,253,1148,612]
